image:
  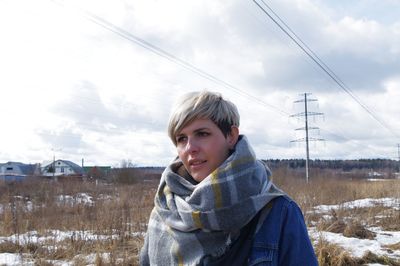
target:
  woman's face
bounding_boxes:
[175,118,238,182]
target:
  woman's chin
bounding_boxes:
[191,172,209,183]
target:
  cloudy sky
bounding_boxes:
[1,0,399,167]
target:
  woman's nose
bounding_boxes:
[185,137,199,154]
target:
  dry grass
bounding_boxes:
[358,251,400,266]
[384,242,400,251]
[272,169,400,229]
[314,237,400,266]
[314,237,358,266]
[273,169,400,265]
[1,168,399,265]
[0,177,154,265]
[316,212,376,240]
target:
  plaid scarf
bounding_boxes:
[140,136,284,266]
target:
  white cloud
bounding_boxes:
[0,0,399,166]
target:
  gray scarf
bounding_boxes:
[140,136,284,266]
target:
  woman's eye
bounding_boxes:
[198,132,210,137]
[176,136,187,143]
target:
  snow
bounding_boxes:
[310,228,400,259]
[56,193,94,206]
[0,253,33,266]
[314,197,400,212]
[0,229,135,265]
[0,252,111,266]
[25,201,33,212]
[0,230,120,245]
[310,197,400,261]
[1,196,399,265]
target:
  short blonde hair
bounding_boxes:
[168,91,240,145]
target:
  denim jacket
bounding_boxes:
[248,195,318,266]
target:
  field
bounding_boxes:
[0,168,399,266]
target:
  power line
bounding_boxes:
[253,0,399,140]
[240,1,397,158]
[47,0,397,161]
[51,0,289,117]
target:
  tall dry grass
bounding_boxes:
[0,177,156,265]
[272,168,400,265]
[272,168,400,226]
[0,167,399,265]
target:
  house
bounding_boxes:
[0,161,40,181]
[41,160,84,177]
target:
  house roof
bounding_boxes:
[0,161,37,175]
[43,160,84,175]
[62,160,84,174]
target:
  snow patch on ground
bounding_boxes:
[56,193,94,206]
[0,253,33,266]
[0,230,119,245]
[310,228,400,259]
[314,197,400,212]
[311,197,400,261]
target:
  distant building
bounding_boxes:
[0,162,40,181]
[83,166,112,179]
[41,160,84,177]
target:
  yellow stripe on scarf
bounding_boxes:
[163,185,171,196]
[167,227,184,266]
[218,156,254,175]
[163,186,174,208]
[158,184,171,198]
[211,170,223,209]
[210,157,254,209]
[175,244,184,266]
[192,210,203,229]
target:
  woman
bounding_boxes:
[140,91,317,265]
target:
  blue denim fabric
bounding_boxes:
[248,196,318,266]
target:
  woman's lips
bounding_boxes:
[189,159,206,170]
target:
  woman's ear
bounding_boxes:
[227,126,239,148]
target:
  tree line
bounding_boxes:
[263,158,400,172]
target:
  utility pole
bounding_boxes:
[51,148,62,181]
[53,153,55,179]
[397,144,400,172]
[290,93,324,183]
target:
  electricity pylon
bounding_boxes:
[397,144,400,172]
[290,93,324,183]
